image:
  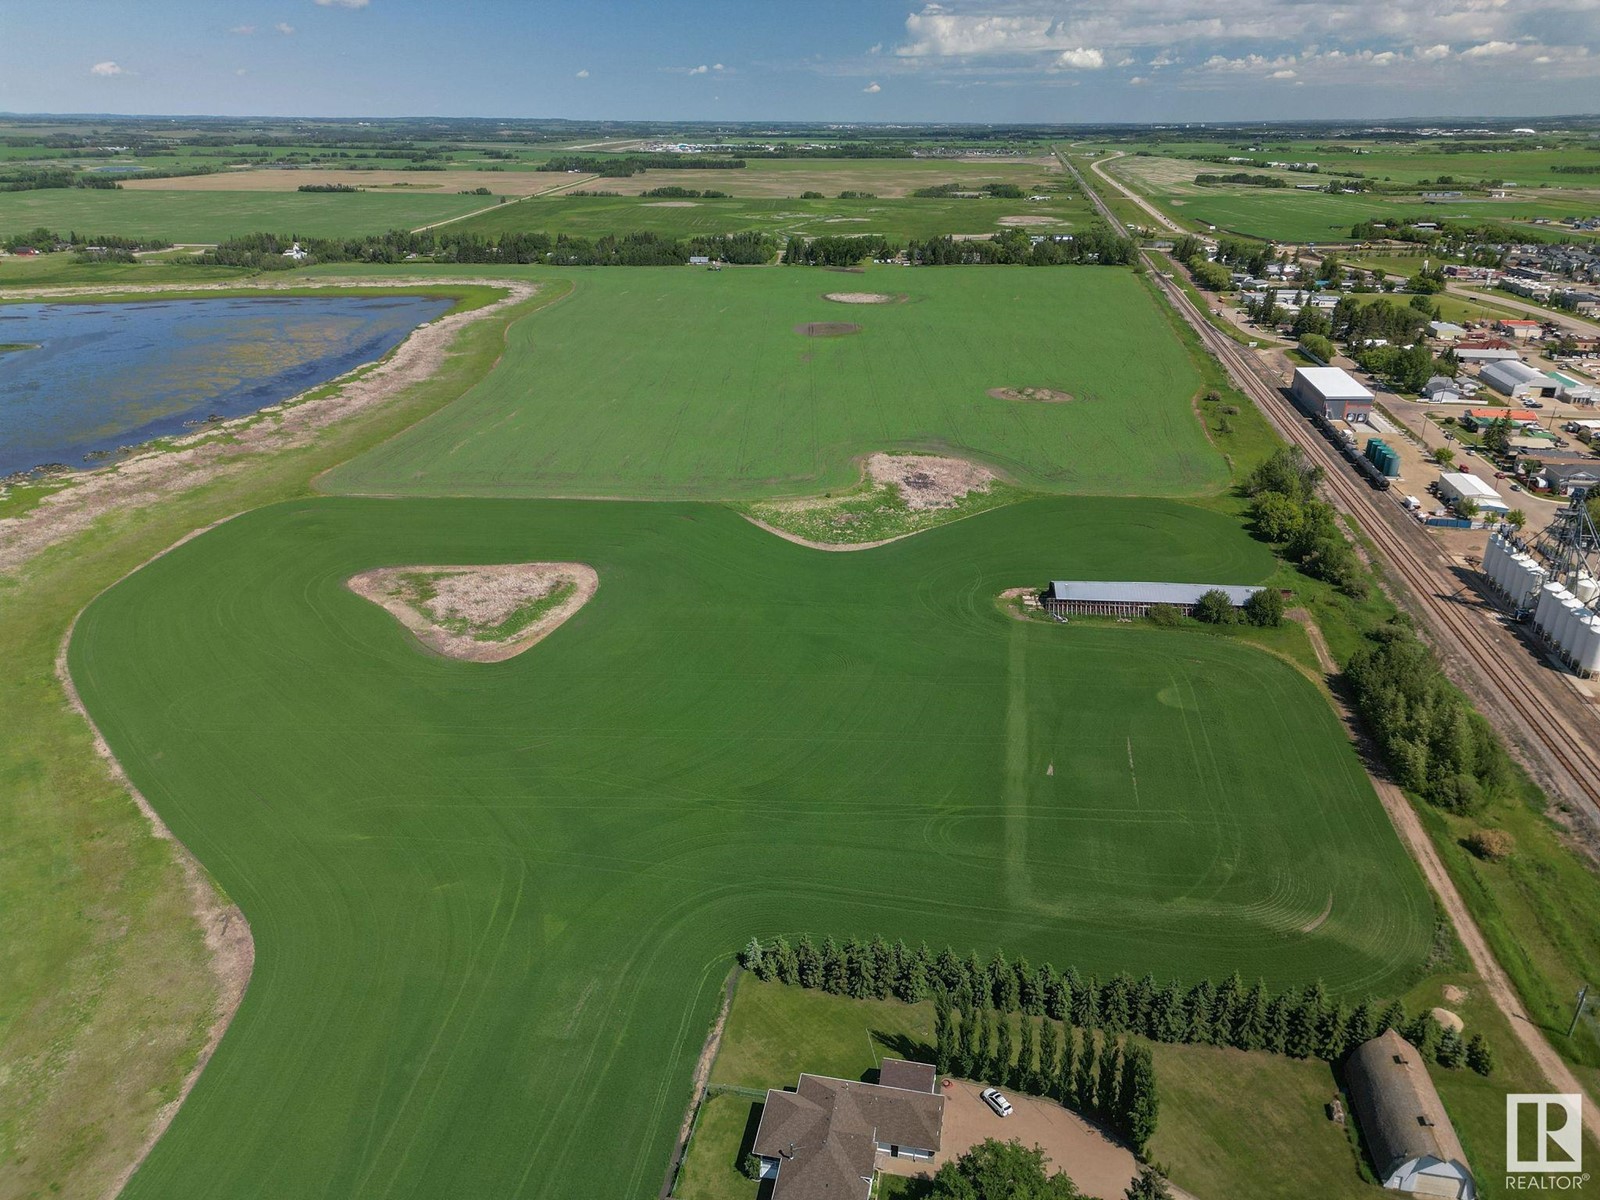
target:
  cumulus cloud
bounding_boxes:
[1268,68,1296,78]
[275,21,295,34]
[1129,74,1148,84]
[89,61,126,76]
[888,0,1600,85]
[230,24,257,35]
[314,0,370,7]
[1055,46,1104,68]
[576,68,590,78]
[863,81,882,92]
[688,64,709,74]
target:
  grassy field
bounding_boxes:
[67,492,1431,1199]
[1101,151,1599,243]
[0,188,500,242]
[326,266,1227,500]
[448,191,1092,243]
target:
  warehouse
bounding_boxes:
[1480,359,1560,400]
[1437,472,1509,515]
[1345,1031,1476,1198]
[1041,581,1260,617]
[1290,366,1374,421]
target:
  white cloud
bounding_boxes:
[575,68,590,78]
[712,62,725,71]
[1461,39,1520,57]
[1129,74,1148,84]
[230,24,257,35]
[689,64,708,74]
[275,21,295,34]
[1055,47,1105,69]
[315,0,370,7]
[868,42,883,55]
[1149,50,1179,68]
[236,67,250,76]
[89,61,125,76]
[863,81,882,92]
[1417,43,1452,60]
[1268,68,1296,78]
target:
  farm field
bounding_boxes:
[70,494,1433,1199]
[0,188,499,242]
[1100,151,1600,243]
[449,190,1092,242]
[326,266,1224,500]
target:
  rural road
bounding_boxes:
[1071,153,1600,1138]
[1084,150,1189,238]
[1297,614,1600,1144]
[408,175,602,233]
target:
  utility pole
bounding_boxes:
[1567,984,1590,1039]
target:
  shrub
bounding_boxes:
[1194,589,1237,625]
[1244,587,1284,628]
[1146,604,1183,628]
[1464,828,1514,862]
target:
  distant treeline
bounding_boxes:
[912,181,1026,198]
[906,227,1137,265]
[1194,172,1288,189]
[3,226,169,253]
[537,154,746,177]
[297,183,359,193]
[638,186,730,199]
[0,168,122,192]
[200,229,779,268]
[737,935,1493,1077]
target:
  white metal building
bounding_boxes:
[1438,472,1510,514]
[1290,366,1374,421]
[1480,359,1560,400]
[1041,581,1261,617]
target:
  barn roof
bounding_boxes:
[1047,581,1260,606]
[1345,1031,1472,1181]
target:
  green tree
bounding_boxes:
[1095,1037,1122,1117]
[1234,981,1270,1050]
[935,991,956,1075]
[1039,1020,1061,1098]
[1100,974,1132,1033]
[992,951,1020,1012]
[959,1002,980,1077]
[796,935,821,989]
[770,936,798,984]
[1435,1025,1466,1068]
[975,1010,995,1081]
[1433,446,1456,468]
[1244,586,1284,627]
[740,937,766,977]
[1251,492,1306,543]
[1466,1033,1494,1076]
[820,936,844,994]
[1117,1044,1159,1155]
[1074,1031,1098,1111]
[1016,1017,1037,1092]
[1505,508,1527,531]
[927,1138,1082,1200]
[1058,1025,1079,1106]
[995,1016,1016,1087]
[1124,1166,1173,1200]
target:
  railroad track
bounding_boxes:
[1060,148,1600,824]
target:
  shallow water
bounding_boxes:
[0,295,452,477]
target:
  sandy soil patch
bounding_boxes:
[794,321,862,338]
[1442,984,1470,1004]
[642,200,699,208]
[823,292,903,305]
[988,386,1074,404]
[348,562,597,663]
[997,214,1060,227]
[1430,1007,1465,1034]
[866,452,996,510]
[0,278,538,574]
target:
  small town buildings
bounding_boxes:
[1496,319,1545,341]
[1041,581,1261,617]
[1438,472,1509,515]
[1345,1031,1476,1199]
[1458,407,1538,430]
[753,1063,945,1199]
[1539,461,1600,494]
[1453,339,1522,363]
[1429,321,1466,341]
[1291,366,1374,421]
[1480,359,1561,401]
[1423,376,1466,403]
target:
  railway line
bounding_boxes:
[1062,147,1600,826]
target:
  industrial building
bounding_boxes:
[1437,473,1509,515]
[1290,366,1374,421]
[1480,359,1561,401]
[1345,1031,1476,1199]
[1041,581,1260,617]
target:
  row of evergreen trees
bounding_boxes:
[934,992,1159,1154]
[737,936,1492,1076]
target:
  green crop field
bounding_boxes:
[449,192,1092,243]
[0,188,498,242]
[326,266,1226,500]
[70,494,1431,1199]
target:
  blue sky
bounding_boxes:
[3,0,1599,122]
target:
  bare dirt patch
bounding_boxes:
[1442,984,1470,1004]
[865,452,996,510]
[348,562,597,662]
[0,278,537,573]
[1430,1007,1465,1033]
[996,214,1061,227]
[823,291,903,305]
[794,321,862,338]
[988,386,1074,404]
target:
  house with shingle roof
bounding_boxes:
[752,1061,944,1200]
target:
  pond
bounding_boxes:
[0,294,453,478]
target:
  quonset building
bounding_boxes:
[1290,367,1374,421]
[1345,1031,1476,1199]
